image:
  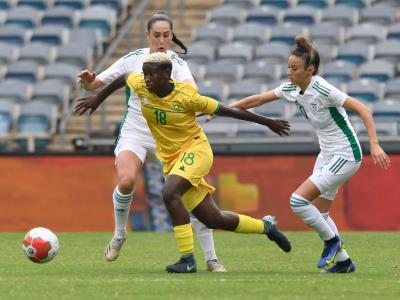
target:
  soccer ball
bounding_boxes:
[22,227,59,263]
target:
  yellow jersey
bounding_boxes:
[126,72,221,162]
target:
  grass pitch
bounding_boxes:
[0,232,399,300]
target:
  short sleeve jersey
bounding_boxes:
[275,76,362,162]
[97,48,193,141]
[126,73,221,162]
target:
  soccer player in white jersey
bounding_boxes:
[76,12,226,272]
[231,36,390,273]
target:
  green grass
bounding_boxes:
[0,232,399,300]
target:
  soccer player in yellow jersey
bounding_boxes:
[75,52,292,273]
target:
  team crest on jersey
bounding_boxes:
[139,95,148,105]
[171,101,185,112]
[310,102,319,111]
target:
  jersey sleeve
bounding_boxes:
[274,82,296,102]
[125,72,142,92]
[188,92,221,114]
[170,52,194,82]
[97,54,131,84]
[326,83,348,107]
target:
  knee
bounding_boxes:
[118,173,135,193]
[289,193,310,213]
[162,187,180,207]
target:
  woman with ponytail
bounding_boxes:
[231,35,390,273]
[76,12,227,272]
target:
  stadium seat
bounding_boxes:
[260,0,290,9]
[43,62,80,85]
[31,79,70,112]
[254,100,287,118]
[387,23,400,41]
[201,119,238,138]
[360,3,396,25]
[184,41,216,65]
[4,6,41,28]
[297,0,329,9]
[90,0,127,18]
[309,23,343,46]
[222,0,258,9]
[0,80,32,103]
[322,60,357,83]
[218,42,253,64]
[0,99,18,135]
[18,43,56,65]
[79,6,117,39]
[16,0,48,10]
[203,60,240,83]
[335,41,371,65]
[346,23,386,45]
[346,79,382,102]
[0,0,15,10]
[269,23,306,45]
[242,61,279,83]
[30,26,70,46]
[192,23,232,46]
[374,40,400,63]
[69,28,103,56]
[236,122,271,138]
[208,5,247,26]
[246,6,282,26]
[383,77,400,99]
[197,79,228,102]
[227,79,266,102]
[321,5,357,27]
[359,59,395,82]
[186,61,204,81]
[56,42,94,68]
[41,7,77,28]
[286,118,316,138]
[54,0,88,10]
[16,101,58,151]
[255,42,291,64]
[372,100,400,120]
[282,6,320,25]
[232,22,268,46]
[333,0,365,9]
[5,61,42,83]
[316,44,337,64]
[373,0,399,6]
[0,27,30,46]
[0,42,19,65]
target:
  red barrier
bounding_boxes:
[0,155,398,231]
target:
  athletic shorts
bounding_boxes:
[114,136,156,163]
[163,139,216,211]
[309,154,361,200]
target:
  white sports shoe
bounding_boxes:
[104,237,126,262]
[206,259,227,272]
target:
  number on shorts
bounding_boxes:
[180,152,195,165]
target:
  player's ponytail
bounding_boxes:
[291,35,320,75]
[147,12,188,55]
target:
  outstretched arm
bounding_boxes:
[230,90,280,109]
[74,74,126,115]
[344,96,390,169]
[215,104,290,136]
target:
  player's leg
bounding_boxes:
[190,214,227,272]
[105,141,146,262]
[191,194,291,252]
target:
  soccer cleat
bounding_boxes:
[321,259,356,273]
[263,215,291,253]
[166,253,197,273]
[206,259,227,272]
[317,235,341,269]
[104,236,126,262]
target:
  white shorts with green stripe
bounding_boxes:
[309,154,361,200]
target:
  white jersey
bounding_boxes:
[275,75,362,162]
[97,48,194,145]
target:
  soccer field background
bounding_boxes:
[1,232,399,300]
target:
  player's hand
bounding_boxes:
[265,119,291,136]
[76,70,96,85]
[73,95,101,115]
[370,144,390,169]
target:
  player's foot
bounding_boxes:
[263,215,291,252]
[206,259,227,272]
[166,253,197,273]
[104,236,126,262]
[321,258,356,273]
[317,235,341,269]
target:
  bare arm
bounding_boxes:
[230,90,280,109]
[215,104,290,136]
[74,74,126,115]
[343,96,390,169]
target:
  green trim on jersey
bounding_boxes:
[170,53,184,66]
[115,86,131,144]
[282,83,297,92]
[329,107,362,162]
[312,81,330,97]
[122,49,145,60]
[213,102,222,114]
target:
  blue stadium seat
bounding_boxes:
[346,79,381,102]
[346,23,386,45]
[31,79,70,112]
[79,6,117,39]
[283,6,320,25]
[30,26,69,46]
[254,100,287,118]
[297,0,328,9]
[218,42,253,64]
[0,42,19,64]
[56,42,94,68]
[41,7,77,28]
[54,0,88,10]
[90,0,127,17]
[197,79,227,102]
[387,23,400,41]
[246,6,281,26]
[359,59,395,82]
[372,100,400,120]
[4,6,41,28]
[309,22,342,46]
[18,43,57,65]
[333,0,365,9]
[255,42,290,64]
[374,40,400,63]
[321,5,357,27]
[227,79,265,102]
[360,3,396,25]
[43,62,80,85]
[186,61,204,81]
[222,0,258,9]
[243,61,279,83]
[322,60,357,83]
[208,5,247,26]
[232,22,268,45]
[69,28,103,56]
[335,41,371,65]
[5,60,42,83]
[0,99,18,134]
[184,41,216,65]
[192,23,232,46]
[16,0,48,10]
[0,79,32,103]
[269,23,306,45]
[204,60,240,83]
[383,77,400,99]
[0,0,15,10]
[0,27,29,46]
[260,0,290,9]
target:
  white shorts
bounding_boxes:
[309,154,361,200]
[114,136,156,163]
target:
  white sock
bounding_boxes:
[113,186,134,238]
[290,193,336,241]
[190,214,217,261]
[321,212,350,262]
